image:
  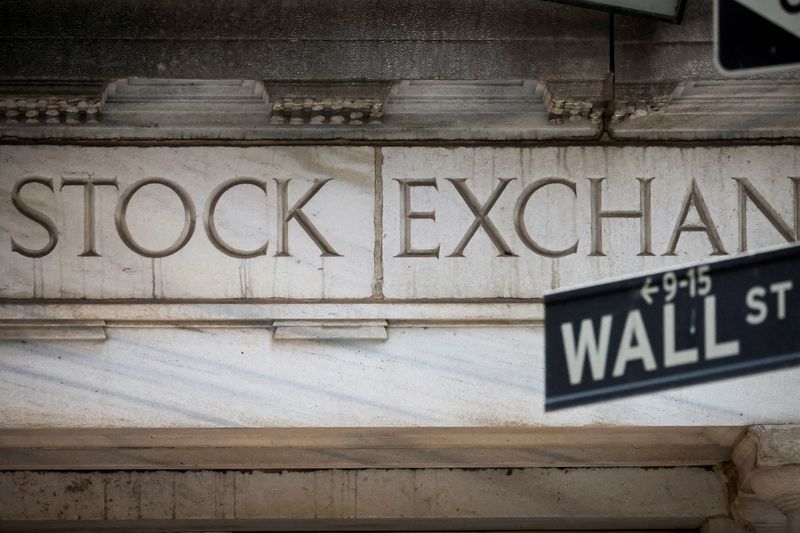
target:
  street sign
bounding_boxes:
[716,0,800,74]
[544,245,800,411]
[544,0,687,23]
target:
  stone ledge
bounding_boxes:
[0,467,727,529]
[0,302,545,326]
[0,319,107,341]
[4,77,800,141]
[610,80,800,141]
[273,319,388,340]
[0,426,743,470]
[0,78,601,141]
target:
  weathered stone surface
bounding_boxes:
[0,81,106,126]
[614,0,800,82]
[748,425,800,468]
[0,301,543,323]
[0,467,727,529]
[0,146,375,299]
[0,79,601,141]
[5,77,799,142]
[0,426,743,470]
[381,146,800,299]
[0,326,799,428]
[701,517,749,533]
[0,0,606,42]
[610,81,800,141]
[3,144,799,302]
[1,143,799,428]
[734,425,800,532]
[733,492,787,533]
[0,0,608,81]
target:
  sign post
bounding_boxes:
[544,245,800,411]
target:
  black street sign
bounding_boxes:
[544,245,800,411]
[716,0,800,73]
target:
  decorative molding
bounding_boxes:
[270,98,383,125]
[0,319,107,341]
[3,78,800,140]
[609,82,677,123]
[0,302,544,327]
[386,79,544,114]
[273,319,388,340]
[0,426,742,470]
[542,80,606,125]
[102,78,269,127]
[265,81,390,125]
[547,97,601,125]
[0,78,601,141]
[384,79,593,135]
[0,81,106,125]
[378,79,600,139]
[0,302,540,342]
[611,80,800,140]
[107,79,385,126]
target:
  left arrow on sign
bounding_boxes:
[640,277,658,305]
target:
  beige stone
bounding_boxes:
[1,327,800,428]
[0,146,375,299]
[0,467,727,529]
[734,425,800,533]
[382,146,799,298]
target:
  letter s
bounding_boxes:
[10,176,58,258]
[745,286,768,325]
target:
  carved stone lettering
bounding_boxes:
[60,176,119,257]
[115,178,197,259]
[447,178,516,257]
[396,178,440,258]
[206,178,268,258]
[514,178,578,258]
[1,146,374,299]
[735,177,800,252]
[589,177,654,257]
[382,147,800,299]
[665,179,727,256]
[275,178,340,257]
[10,176,58,258]
[2,146,798,300]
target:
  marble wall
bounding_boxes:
[1,326,800,427]
[1,146,375,299]
[3,145,798,299]
[1,145,799,427]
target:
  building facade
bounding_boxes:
[1,1,800,531]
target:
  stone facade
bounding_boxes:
[2,0,800,531]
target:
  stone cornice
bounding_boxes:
[610,81,800,141]
[0,426,742,470]
[1,78,601,141]
[2,78,800,141]
[0,81,106,125]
